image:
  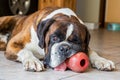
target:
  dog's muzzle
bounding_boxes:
[58,44,71,57]
[44,41,81,68]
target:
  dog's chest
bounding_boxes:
[25,26,45,59]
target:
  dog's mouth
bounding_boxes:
[54,61,67,71]
[44,42,84,69]
[53,52,89,72]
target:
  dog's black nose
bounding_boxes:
[59,44,70,53]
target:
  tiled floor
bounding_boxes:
[0,29,120,80]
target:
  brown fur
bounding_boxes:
[0,7,58,60]
[44,14,88,54]
[0,7,88,61]
[0,41,6,50]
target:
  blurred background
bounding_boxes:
[0,0,120,30]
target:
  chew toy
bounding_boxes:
[66,52,89,72]
[54,52,89,73]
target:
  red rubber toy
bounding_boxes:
[66,52,89,72]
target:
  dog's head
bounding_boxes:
[37,14,90,68]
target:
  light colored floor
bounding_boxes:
[0,29,120,80]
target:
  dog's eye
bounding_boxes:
[51,35,60,43]
[69,35,81,44]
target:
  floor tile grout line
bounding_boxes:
[59,74,80,80]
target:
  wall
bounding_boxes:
[105,0,120,23]
[76,0,100,23]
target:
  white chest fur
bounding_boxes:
[17,26,45,71]
[25,26,45,59]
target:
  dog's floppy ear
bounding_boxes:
[84,27,91,53]
[37,19,55,48]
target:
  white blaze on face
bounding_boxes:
[66,24,74,40]
[49,24,74,67]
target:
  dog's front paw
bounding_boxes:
[91,57,115,71]
[23,58,45,72]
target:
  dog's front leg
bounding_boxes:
[88,49,115,71]
[17,49,45,72]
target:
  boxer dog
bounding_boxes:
[0,7,115,72]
